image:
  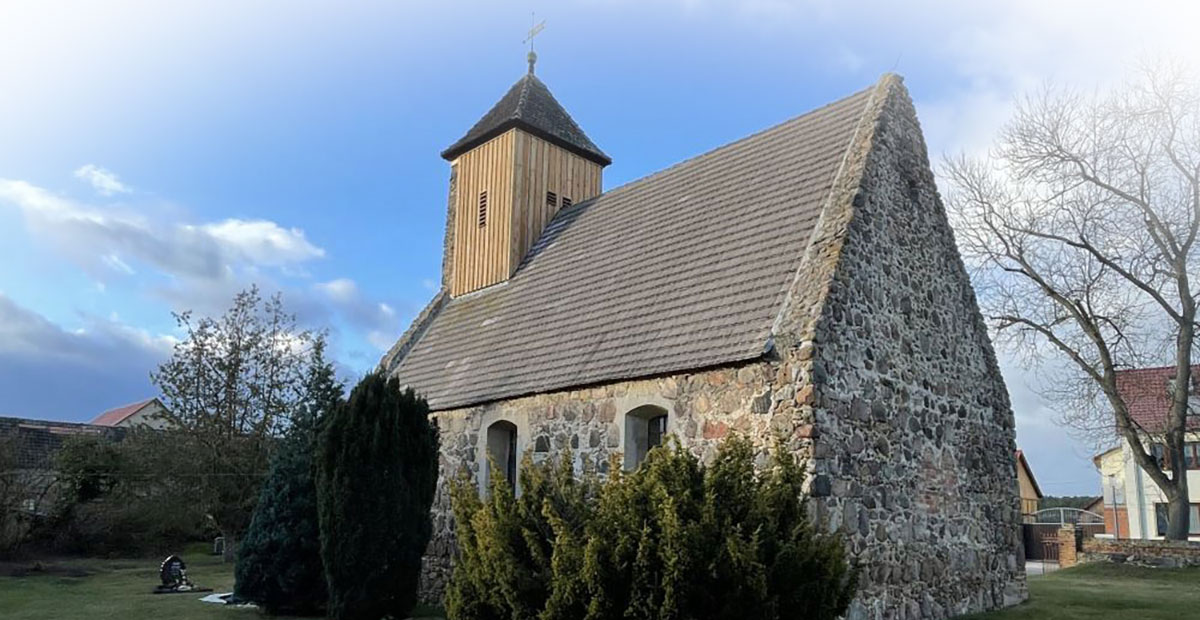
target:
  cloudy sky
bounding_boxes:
[2,1,1198,495]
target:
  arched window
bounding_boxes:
[624,405,669,470]
[486,420,518,489]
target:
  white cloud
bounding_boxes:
[102,253,135,275]
[74,164,131,196]
[199,219,325,266]
[0,176,326,282]
[0,293,175,364]
[315,278,358,303]
[367,329,396,352]
[312,278,402,351]
[0,294,174,419]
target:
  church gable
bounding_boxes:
[385,83,874,410]
[802,76,1026,615]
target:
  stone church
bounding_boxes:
[384,58,1026,618]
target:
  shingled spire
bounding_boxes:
[440,68,609,297]
[441,73,610,166]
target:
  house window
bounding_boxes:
[562,196,573,208]
[1151,443,1168,469]
[1154,503,1200,536]
[478,190,488,227]
[623,405,669,470]
[486,420,518,490]
[1150,442,1200,470]
[546,191,557,209]
[1166,374,1200,417]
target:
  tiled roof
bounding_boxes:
[90,398,156,426]
[1115,365,1200,432]
[388,81,879,411]
[441,73,610,166]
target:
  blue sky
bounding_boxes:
[1,1,1197,496]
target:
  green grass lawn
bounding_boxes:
[4,551,1197,620]
[0,544,444,620]
[961,563,1200,619]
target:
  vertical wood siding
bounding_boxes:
[509,131,603,272]
[450,130,516,296]
[450,129,603,297]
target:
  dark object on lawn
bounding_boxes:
[153,555,212,594]
[212,536,224,556]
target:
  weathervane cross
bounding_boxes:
[524,13,545,74]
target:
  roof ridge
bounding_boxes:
[1115,364,1200,374]
[90,397,158,426]
[571,86,877,214]
[513,74,533,121]
[100,397,154,412]
[766,73,900,346]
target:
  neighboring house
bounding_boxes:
[90,397,169,429]
[1094,365,1200,541]
[0,417,125,515]
[1015,450,1043,522]
[1096,446,1132,538]
[385,64,1025,619]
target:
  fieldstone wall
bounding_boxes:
[1081,536,1200,568]
[418,359,817,601]
[805,76,1026,618]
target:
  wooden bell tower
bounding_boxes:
[439,54,610,297]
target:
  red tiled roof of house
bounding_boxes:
[90,398,156,426]
[1114,365,1200,432]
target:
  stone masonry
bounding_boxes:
[802,77,1027,617]
[1080,536,1200,568]
[404,76,1027,619]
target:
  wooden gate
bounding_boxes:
[1023,524,1061,561]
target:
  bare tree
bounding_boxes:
[944,63,1200,540]
[151,286,324,559]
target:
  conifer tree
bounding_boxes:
[317,372,439,620]
[234,340,342,615]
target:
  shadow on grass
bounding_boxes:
[959,563,1200,620]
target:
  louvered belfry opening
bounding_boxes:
[441,72,610,297]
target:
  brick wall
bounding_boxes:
[1103,506,1129,538]
[1058,527,1079,568]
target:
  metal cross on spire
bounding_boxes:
[524,13,545,74]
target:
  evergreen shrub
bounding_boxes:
[234,344,342,615]
[317,372,439,620]
[447,436,857,620]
